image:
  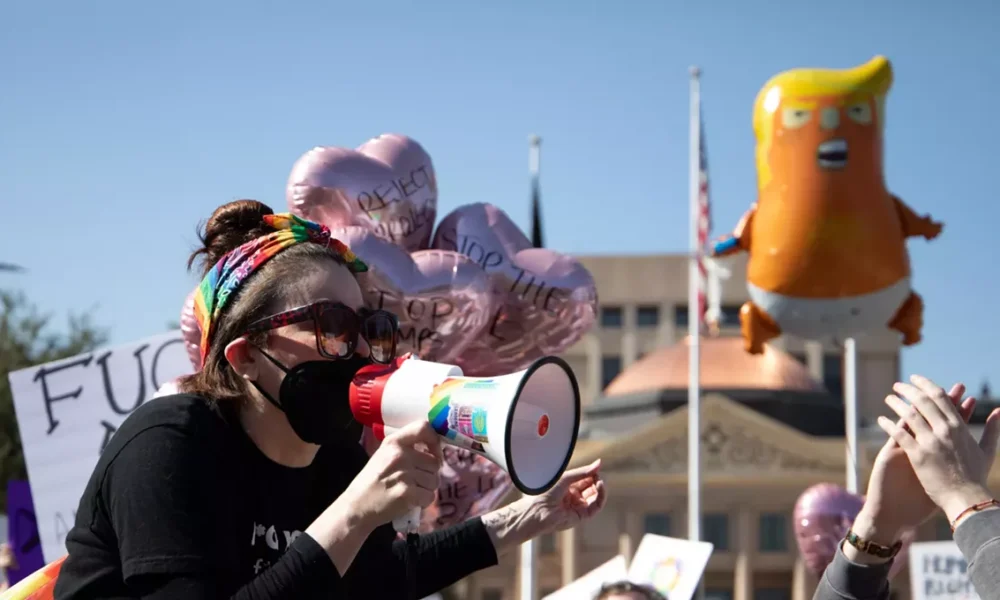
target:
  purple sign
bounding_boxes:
[6,480,44,585]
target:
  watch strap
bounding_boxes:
[844,529,903,559]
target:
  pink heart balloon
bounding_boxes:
[334,226,496,364]
[419,446,513,533]
[431,203,598,375]
[287,134,437,251]
[179,289,202,370]
[794,483,913,580]
[358,432,513,533]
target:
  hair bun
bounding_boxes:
[188,200,276,275]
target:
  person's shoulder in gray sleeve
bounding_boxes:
[815,547,891,600]
[953,508,1000,598]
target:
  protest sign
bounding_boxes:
[908,541,979,600]
[542,555,628,600]
[627,534,714,600]
[8,331,192,562]
[6,480,45,585]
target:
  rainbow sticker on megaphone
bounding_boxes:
[428,378,497,453]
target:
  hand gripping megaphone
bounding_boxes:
[349,354,582,533]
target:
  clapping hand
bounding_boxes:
[481,460,607,555]
[522,460,607,533]
[878,375,1000,527]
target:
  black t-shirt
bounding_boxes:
[53,394,498,599]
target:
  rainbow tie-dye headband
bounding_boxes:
[193,213,367,365]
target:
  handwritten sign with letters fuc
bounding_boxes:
[908,541,980,600]
[8,331,193,563]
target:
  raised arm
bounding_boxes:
[343,518,498,597]
[812,509,894,600]
[711,204,756,257]
[814,381,980,600]
[341,458,606,598]
[892,195,942,240]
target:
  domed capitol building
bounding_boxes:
[453,252,1000,600]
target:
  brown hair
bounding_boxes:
[177,199,348,406]
[594,581,667,600]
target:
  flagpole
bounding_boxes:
[519,134,541,600]
[530,134,544,248]
[844,338,859,493]
[687,65,703,567]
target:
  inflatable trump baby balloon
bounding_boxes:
[713,56,942,354]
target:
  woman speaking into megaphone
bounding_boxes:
[53,200,607,600]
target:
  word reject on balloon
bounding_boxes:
[286,134,438,252]
[431,203,598,376]
[711,56,942,354]
[333,226,496,364]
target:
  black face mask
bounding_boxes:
[252,351,370,446]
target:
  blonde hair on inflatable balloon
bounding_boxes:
[752,56,892,190]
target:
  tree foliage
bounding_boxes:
[0,291,107,512]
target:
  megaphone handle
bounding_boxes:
[393,507,421,534]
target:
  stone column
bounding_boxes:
[514,553,522,600]
[791,557,817,600]
[734,507,754,600]
[586,335,602,397]
[460,576,476,599]
[618,508,639,567]
[515,542,539,600]
[560,527,578,586]
[622,304,638,367]
[805,340,824,381]
[660,302,677,346]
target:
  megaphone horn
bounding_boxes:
[350,355,582,497]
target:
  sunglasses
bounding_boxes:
[245,301,399,364]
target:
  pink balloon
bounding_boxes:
[431,203,598,375]
[358,435,512,533]
[179,289,202,370]
[287,134,437,252]
[419,447,514,533]
[333,226,496,364]
[794,483,913,580]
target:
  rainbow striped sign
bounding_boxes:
[0,556,63,600]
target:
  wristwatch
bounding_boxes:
[843,530,903,559]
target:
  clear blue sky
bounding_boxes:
[2,1,998,393]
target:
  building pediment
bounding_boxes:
[573,394,844,477]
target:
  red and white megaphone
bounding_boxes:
[350,353,582,532]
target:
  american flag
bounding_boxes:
[696,114,712,332]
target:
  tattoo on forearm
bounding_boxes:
[482,504,517,530]
[482,503,529,553]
